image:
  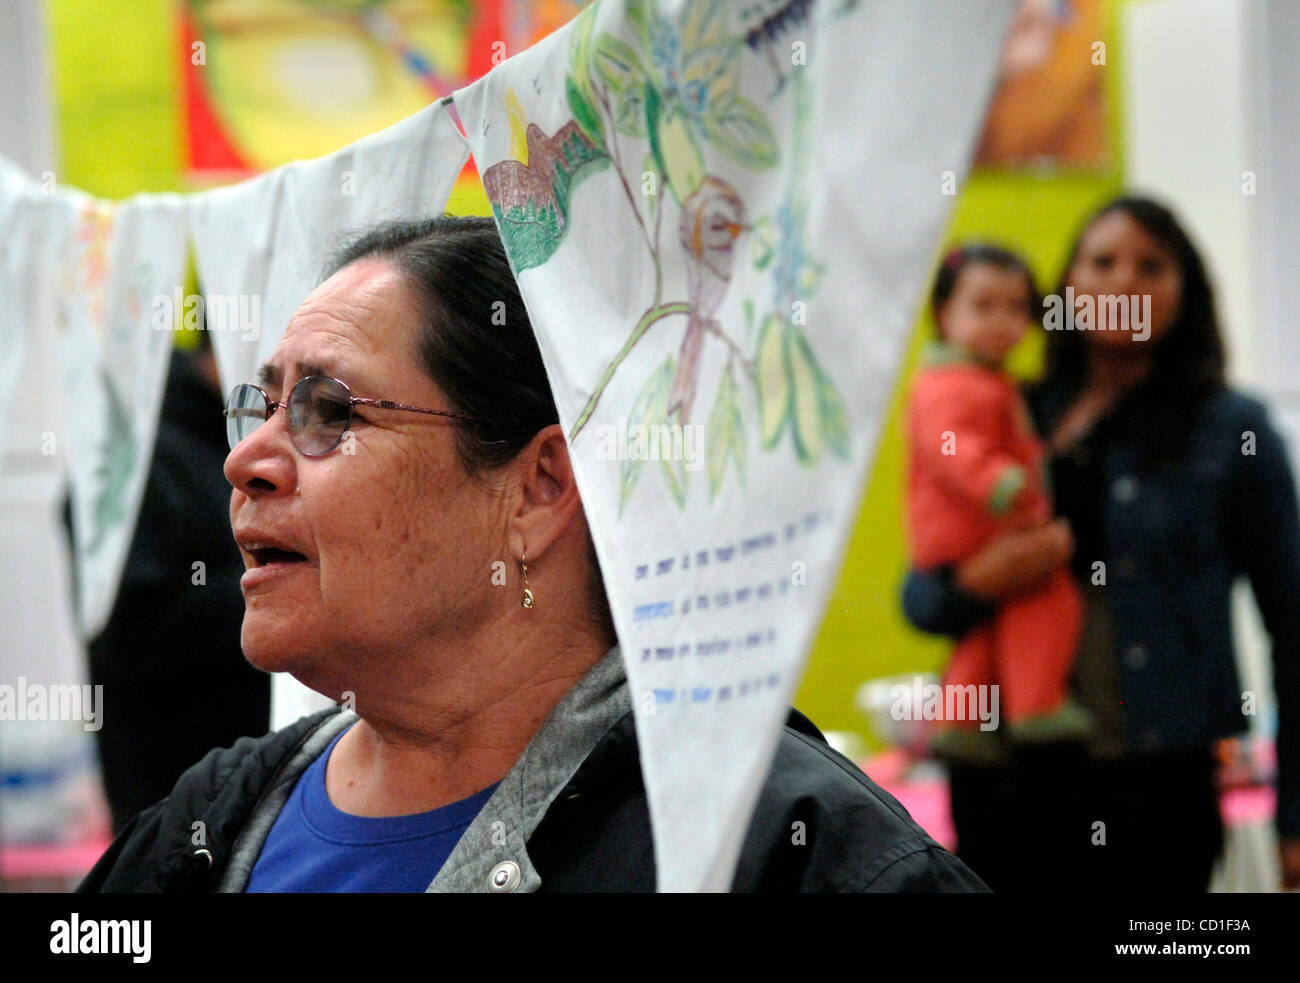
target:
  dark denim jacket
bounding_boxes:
[902,386,1300,837]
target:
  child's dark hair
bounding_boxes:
[929,243,1039,337]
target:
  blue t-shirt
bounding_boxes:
[246,722,498,892]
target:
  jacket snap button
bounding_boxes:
[193,848,213,868]
[488,860,521,893]
[1124,644,1148,669]
[1112,476,1138,503]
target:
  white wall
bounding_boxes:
[1249,1,1300,442]
[1124,0,1258,386]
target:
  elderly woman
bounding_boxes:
[78,216,985,893]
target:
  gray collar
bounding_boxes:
[218,709,355,892]
[427,643,630,892]
[221,643,630,892]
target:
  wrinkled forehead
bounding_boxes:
[260,259,416,394]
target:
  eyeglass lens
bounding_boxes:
[225,384,269,450]
[224,377,353,456]
[289,377,351,455]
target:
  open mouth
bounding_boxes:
[249,547,308,567]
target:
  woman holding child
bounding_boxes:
[903,195,1300,892]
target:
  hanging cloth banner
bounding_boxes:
[187,100,470,728]
[55,190,189,639]
[455,0,1017,891]
[0,158,39,467]
[187,100,471,409]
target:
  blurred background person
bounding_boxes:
[906,243,1085,764]
[903,195,1300,892]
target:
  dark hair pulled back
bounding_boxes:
[326,216,615,644]
[326,215,558,482]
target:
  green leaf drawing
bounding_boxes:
[682,0,728,50]
[730,384,748,485]
[707,370,732,497]
[751,313,849,468]
[566,75,605,146]
[625,0,654,46]
[570,0,598,71]
[707,364,747,499]
[87,369,135,554]
[643,152,660,221]
[742,297,756,346]
[751,215,777,271]
[755,313,788,447]
[594,33,648,92]
[616,92,650,139]
[594,33,651,138]
[701,95,779,169]
[786,328,824,465]
[567,4,604,144]
[819,368,851,461]
[683,39,741,109]
[660,447,689,507]
[619,356,675,515]
[647,83,706,205]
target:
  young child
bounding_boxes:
[905,244,1086,753]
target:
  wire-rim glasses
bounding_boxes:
[224,375,480,457]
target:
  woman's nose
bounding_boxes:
[1111,261,1141,297]
[223,409,296,495]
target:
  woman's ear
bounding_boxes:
[508,425,582,561]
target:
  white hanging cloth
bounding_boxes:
[187,101,470,404]
[455,0,1018,890]
[56,190,189,638]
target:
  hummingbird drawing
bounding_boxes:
[667,176,748,424]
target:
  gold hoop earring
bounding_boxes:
[520,550,535,609]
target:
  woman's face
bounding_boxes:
[1066,210,1183,350]
[224,258,508,693]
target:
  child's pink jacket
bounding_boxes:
[906,344,1052,570]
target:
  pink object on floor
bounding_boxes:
[882,778,957,850]
[861,753,957,850]
[1220,785,1275,826]
[0,836,111,880]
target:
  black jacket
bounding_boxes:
[78,706,989,893]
